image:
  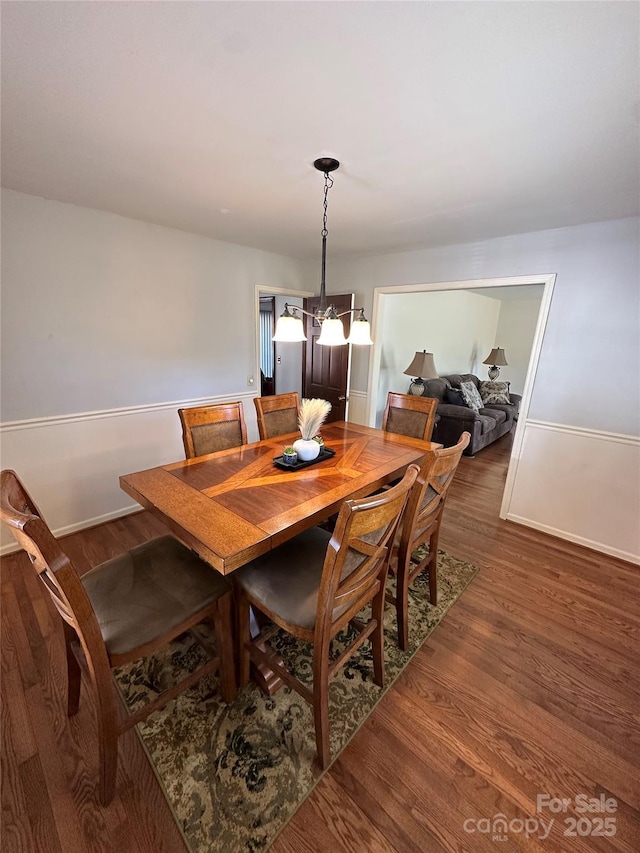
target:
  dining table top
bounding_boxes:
[120,420,440,575]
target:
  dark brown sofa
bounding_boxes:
[422,373,521,455]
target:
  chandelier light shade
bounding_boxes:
[272,305,307,342]
[482,347,508,380]
[347,309,374,345]
[272,157,373,347]
[403,350,439,396]
[317,314,347,346]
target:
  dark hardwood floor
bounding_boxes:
[2,433,639,851]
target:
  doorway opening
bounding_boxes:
[254,285,313,399]
[365,274,556,520]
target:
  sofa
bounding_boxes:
[421,373,521,456]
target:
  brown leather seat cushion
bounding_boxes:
[234,526,333,629]
[82,536,230,657]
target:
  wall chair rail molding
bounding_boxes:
[0,391,259,433]
[0,391,260,555]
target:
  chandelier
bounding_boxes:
[272,158,373,346]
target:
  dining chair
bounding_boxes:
[178,401,247,459]
[389,432,470,650]
[382,391,438,442]
[234,463,419,770]
[254,392,300,440]
[0,469,237,805]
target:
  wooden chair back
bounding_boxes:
[1,468,237,804]
[382,392,438,442]
[316,463,419,640]
[235,462,418,769]
[254,392,300,440]
[178,401,247,458]
[392,432,470,649]
[0,469,106,665]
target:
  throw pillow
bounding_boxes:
[445,387,467,407]
[459,381,483,412]
[479,380,511,405]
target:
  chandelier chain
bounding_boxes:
[321,171,333,239]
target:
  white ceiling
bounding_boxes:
[2,1,638,259]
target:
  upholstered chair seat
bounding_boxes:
[234,465,418,769]
[235,527,331,629]
[82,536,232,657]
[0,469,237,806]
[235,526,381,630]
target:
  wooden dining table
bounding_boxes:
[121,420,439,693]
[120,421,440,576]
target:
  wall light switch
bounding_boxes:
[247,375,254,386]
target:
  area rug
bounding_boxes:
[114,549,477,852]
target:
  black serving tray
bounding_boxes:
[273,446,336,471]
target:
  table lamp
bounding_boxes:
[403,350,438,396]
[483,347,508,380]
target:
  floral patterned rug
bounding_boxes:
[113,549,477,852]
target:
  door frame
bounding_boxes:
[254,284,314,398]
[364,273,556,521]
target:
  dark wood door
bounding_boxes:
[302,294,352,422]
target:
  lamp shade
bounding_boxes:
[483,347,508,366]
[403,350,438,379]
[273,312,307,342]
[317,317,347,346]
[347,316,373,345]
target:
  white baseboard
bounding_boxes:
[506,513,640,566]
[1,504,141,556]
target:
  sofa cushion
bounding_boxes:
[479,380,511,405]
[484,403,517,421]
[479,407,506,425]
[477,414,497,434]
[444,373,464,389]
[445,387,467,407]
[422,377,450,402]
[460,381,483,412]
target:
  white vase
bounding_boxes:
[293,438,321,462]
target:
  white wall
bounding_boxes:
[332,217,640,436]
[494,297,543,396]
[326,216,640,562]
[1,189,304,420]
[1,190,306,549]
[273,295,303,396]
[377,289,500,425]
[2,190,639,563]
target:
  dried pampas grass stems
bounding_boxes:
[298,398,332,440]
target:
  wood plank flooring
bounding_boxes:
[2,433,639,851]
